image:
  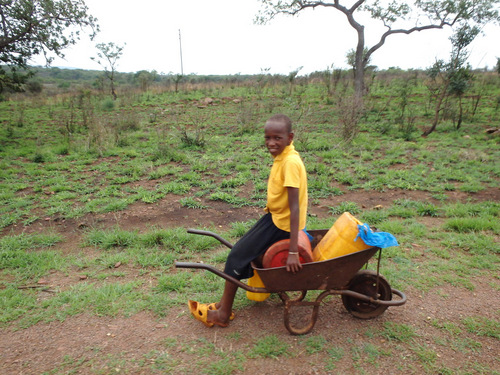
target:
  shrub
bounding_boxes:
[26,80,43,93]
[336,94,363,143]
[31,152,45,163]
[101,98,115,111]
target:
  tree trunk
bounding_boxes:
[457,96,463,130]
[423,82,449,137]
[109,70,117,100]
[354,58,364,100]
[354,26,365,101]
[111,81,117,101]
[471,95,481,117]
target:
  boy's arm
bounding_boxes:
[286,187,302,273]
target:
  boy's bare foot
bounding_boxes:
[206,308,230,327]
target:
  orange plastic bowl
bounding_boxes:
[262,231,313,269]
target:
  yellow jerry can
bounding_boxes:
[312,212,371,262]
[246,270,270,302]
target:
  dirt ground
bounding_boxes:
[1,188,499,374]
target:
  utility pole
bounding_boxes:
[178,29,184,76]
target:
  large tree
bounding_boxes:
[0,0,98,92]
[256,0,500,99]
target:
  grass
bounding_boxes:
[329,201,361,215]
[444,216,500,233]
[180,196,208,209]
[1,196,497,372]
[380,322,417,343]
[1,75,499,374]
[462,316,500,339]
[249,335,290,359]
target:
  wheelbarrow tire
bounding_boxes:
[342,270,392,319]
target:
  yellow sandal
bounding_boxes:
[188,301,235,327]
[188,300,214,327]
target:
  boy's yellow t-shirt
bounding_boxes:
[265,143,308,232]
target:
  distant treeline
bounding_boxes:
[31,66,265,86]
[2,63,496,99]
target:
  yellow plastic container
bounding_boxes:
[246,270,270,302]
[312,212,370,262]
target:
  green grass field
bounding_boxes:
[0,71,499,374]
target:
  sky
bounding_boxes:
[32,0,500,76]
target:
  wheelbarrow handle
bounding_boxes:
[187,228,233,249]
[175,261,268,294]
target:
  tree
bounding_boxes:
[287,66,303,95]
[0,0,98,93]
[424,23,479,136]
[134,70,157,91]
[346,47,371,82]
[256,0,500,100]
[318,63,343,99]
[91,42,125,100]
[173,73,183,93]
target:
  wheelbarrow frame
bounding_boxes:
[175,228,406,335]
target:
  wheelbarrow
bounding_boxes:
[175,228,406,335]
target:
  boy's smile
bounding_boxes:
[264,120,294,156]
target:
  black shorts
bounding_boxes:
[224,213,289,280]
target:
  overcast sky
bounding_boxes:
[32,0,500,75]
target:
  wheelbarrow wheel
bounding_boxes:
[342,270,392,319]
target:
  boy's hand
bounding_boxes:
[286,254,302,273]
[286,247,303,273]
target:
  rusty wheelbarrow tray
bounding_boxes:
[175,229,406,335]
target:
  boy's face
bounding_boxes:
[264,120,293,157]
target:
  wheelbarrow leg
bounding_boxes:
[281,290,333,335]
[283,299,321,335]
[278,290,307,303]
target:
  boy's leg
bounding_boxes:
[224,213,289,280]
[208,215,288,325]
[191,214,288,327]
[207,280,238,325]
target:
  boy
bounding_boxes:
[188,114,308,327]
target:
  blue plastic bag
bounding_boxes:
[355,223,399,248]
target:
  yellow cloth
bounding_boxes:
[265,142,308,232]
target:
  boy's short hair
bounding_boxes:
[267,114,292,133]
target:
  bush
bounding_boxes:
[26,80,43,93]
[115,113,141,131]
[31,152,45,163]
[336,95,363,143]
[101,98,115,111]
